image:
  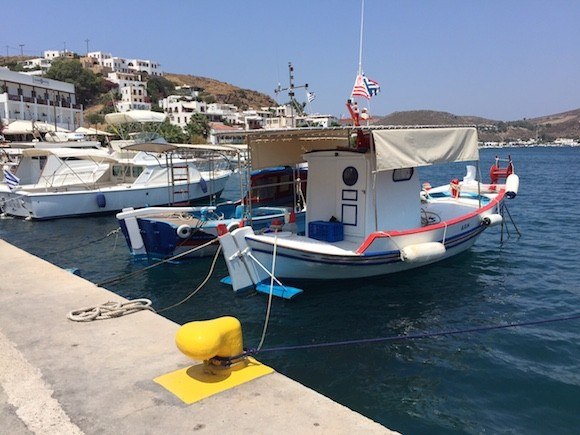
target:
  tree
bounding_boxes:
[185,113,210,143]
[45,58,102,106]
[86,113,104,125]
[146,76,175,106]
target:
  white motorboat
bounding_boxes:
[216,126,520,299]
[0,143,232,219]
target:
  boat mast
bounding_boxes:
[358,0,365,76]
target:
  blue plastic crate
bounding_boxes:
[308,220,344,242]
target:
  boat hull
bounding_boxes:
[118,208,305,260]
[244,211,490,280]
[0,174,230,219]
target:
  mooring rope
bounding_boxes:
[256,232,278,351]
[97,237,219,287]
[67,299,154,322]
[49,228,121,255]
[156,245,222,313]
[246,313,580,355]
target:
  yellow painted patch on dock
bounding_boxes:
[154,357,274,404]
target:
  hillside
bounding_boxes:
[164,73,277,110]
[372,109,580,142]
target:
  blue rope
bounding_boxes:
[248,313,580,355]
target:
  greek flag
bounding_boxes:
[307,91,316,103]
[3,168,19,190]
[364,76,380,97]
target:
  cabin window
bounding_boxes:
[342,166,358,186]
[132,166,144,178]
[112,165,123,177]
[393,168,414,182]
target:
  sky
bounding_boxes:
[2,0,579,121]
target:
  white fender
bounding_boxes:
[121,208,146,256]
[176,224,192,239]
[482,214,503,227]
[400,242,446,263]
[505,174,519,199]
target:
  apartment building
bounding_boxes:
[107,71,151,112]
[0,67,82,131]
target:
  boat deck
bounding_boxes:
[250,232,362,255]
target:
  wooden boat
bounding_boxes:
[216,126,520,298]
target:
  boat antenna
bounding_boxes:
[274,62,309,126]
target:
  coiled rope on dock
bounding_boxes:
[67,299,154,322]
[68,239,223,321]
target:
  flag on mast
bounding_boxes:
[351,73,380,100]
[351,74,369,99]
[307,91,316,103]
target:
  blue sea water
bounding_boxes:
[1,146,579,434]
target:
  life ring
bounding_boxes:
[176,224,192,239]
[450,178,460,198]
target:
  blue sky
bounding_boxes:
[2,0,579,120]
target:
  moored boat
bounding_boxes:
[116,165,307,259]
[216,126,520,298]
[0,144,233,219]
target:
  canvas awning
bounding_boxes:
[105,110,167,125]
[21,148,118,163]
[246,128,350,170]
[215,126,479,171]
[372,127,479,171]
[3,120,70,134]
[75,126,113,136]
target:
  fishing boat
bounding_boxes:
[116,165,307,259]
[116,203,304,259]
[0,143,233,219]
[216,125,520,299]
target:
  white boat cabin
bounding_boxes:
[304,149,421,245]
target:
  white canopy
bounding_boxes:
[21,147,118,163]
[216,126,479,171]
[3,120,70,135]
[372,127,479,171]
[105,110,167,125]
[75,126,113,136]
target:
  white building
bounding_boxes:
[0,67,82,132]
[107,71,151,112]
[19,50,75,72]
[206,103,239,124]
[159,95,207,129]
[87,52,162,76]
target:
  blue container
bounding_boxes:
[308,220,344,242]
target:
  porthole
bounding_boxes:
[342,166,358,186]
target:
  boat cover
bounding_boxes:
[372,127,478,171]
[219,126,479,171]
[248,129,350,170]
[20,148,118,162]
[105,110,167,125]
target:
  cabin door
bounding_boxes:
[336,158,366,239]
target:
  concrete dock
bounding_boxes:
[0,240,396,434]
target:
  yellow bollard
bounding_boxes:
[155,316,274,404]
[175,316,244,366]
